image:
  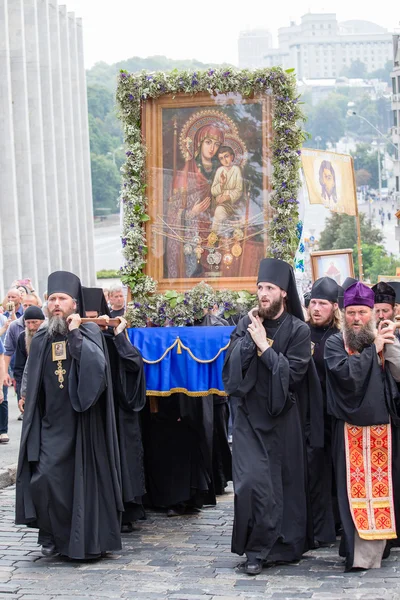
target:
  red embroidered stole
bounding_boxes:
[344,349,397,540]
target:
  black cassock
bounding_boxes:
[15,324,123,559]
[103,330,146,523]
[306,323,339,545]
[325,333,400,570]
[142,393,214,509]
[223,312,315,562]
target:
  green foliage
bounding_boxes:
[90,153,121,212]
[96,269,120,279]
[351,143,385,189]
[87,56,230,92]
[319,212,383,251]
[340,59,368,79]
[318,212,400,283]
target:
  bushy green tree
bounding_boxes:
[90,154,121,213]
[318,212,400,282]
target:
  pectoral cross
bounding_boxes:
[55,360,66,389]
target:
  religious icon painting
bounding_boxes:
[52,341,67,361]
[310,249,355,285]
[142,92,273,292]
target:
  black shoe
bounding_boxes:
[167,504,186,517]
[41,543,58,557]
[121,522,133,533]
[237,560,263,575]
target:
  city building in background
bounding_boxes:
[238,29,272,69]
[0,0,96,298]
[238,13,393,79]
[392,34,400,202]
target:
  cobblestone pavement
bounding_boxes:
[0,484,400,600]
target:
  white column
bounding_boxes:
[7,0,38,285]
[37,0,65,273]
[23,0,51,294]
[76,17,96,285]
[58,4,82,278]
[48,0,73,272]
[0,0,22,292]
[68,11,88,283]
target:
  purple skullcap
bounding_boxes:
[343,282,374,309]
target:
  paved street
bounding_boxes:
[0,482,399,600]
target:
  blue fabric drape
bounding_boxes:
[127,326,234,396]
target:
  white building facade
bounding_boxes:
[244,13,393,79]
[238,29,273,69]
[392,34,400,202]
[0,0,95,297]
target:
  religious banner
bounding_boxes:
[301,149,357,217]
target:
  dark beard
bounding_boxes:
[258,297,284,320]
[343,318,376,353]
[47,315,68,338]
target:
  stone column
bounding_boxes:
[48,0,73,272]
[37,0,65,273]
[76,17,96,285]
[68,11,88,283]
[7,0,38,285]
[0,0,22,292]
[58,4,82,278]
[23,0,51,294]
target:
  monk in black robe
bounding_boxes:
[223,258,314,576]
[325,281,400,571]
[306,277,340,547]
[82,287,146,533]
[15,271,123,559]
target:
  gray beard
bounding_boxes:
[258,297,284,320]
[343,318,376,353]
[25,328,35,354]
[47,315,68,338]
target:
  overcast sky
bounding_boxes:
[65,0,399,68]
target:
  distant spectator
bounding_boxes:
[0,338,7,443]
[109,284,125,318]
[14,306,45,402]
[103,288,110,304]
[3,294,40,421]
[2,289,23,319]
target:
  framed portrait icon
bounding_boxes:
[310,249,355,285]
[142,92,273,292]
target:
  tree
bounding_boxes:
[90,154,121,213]
[317,212,400,282]
[351,143,384,189]
[355,169,372,186]
[340,59,367,79]
[304,95,346,149]
[319,212,383,252]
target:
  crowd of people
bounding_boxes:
[2,262,400,578]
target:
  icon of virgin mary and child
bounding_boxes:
[165,110,247,279]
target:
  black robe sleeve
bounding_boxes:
[223,316,312,417]
[67,326,107,413]
[325,333,389,426]
[14,333,28,397]
[113,331,146,412]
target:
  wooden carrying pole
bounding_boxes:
[351,158,363,281]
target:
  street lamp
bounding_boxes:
[371,140,384,205]
[346,102,398,154]
[107,145,123,166]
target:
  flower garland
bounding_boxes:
[116,66,306,317]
